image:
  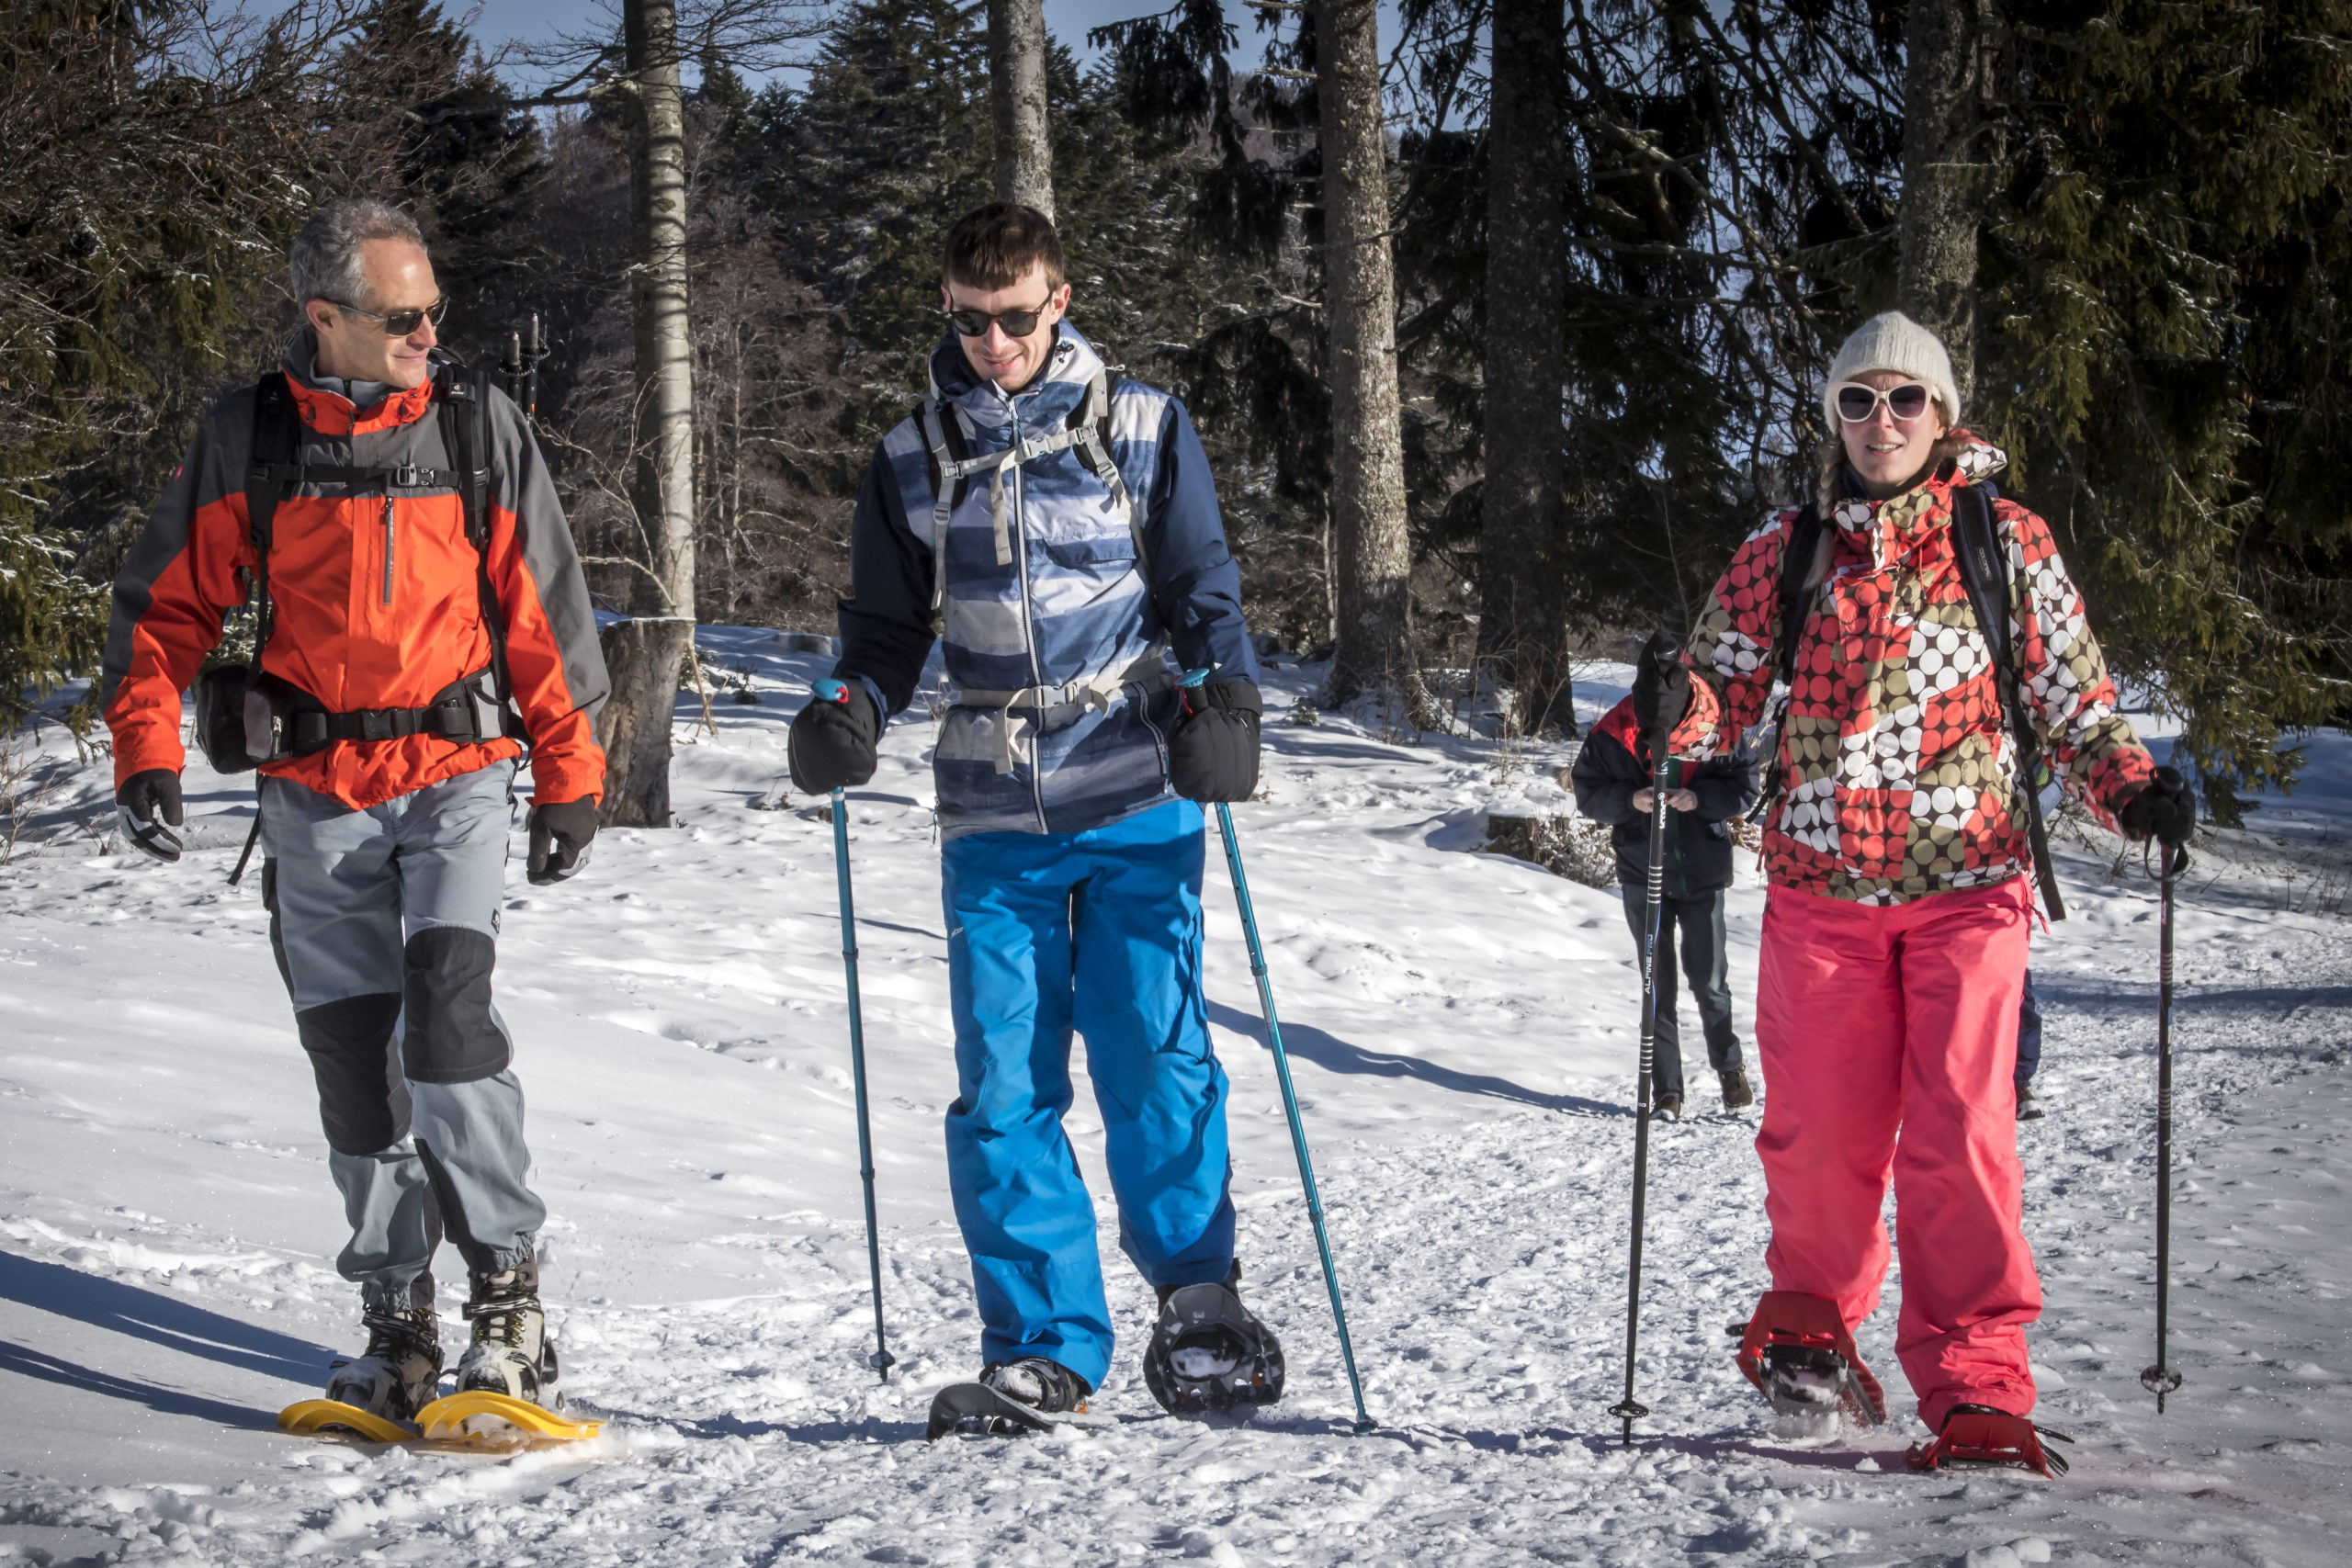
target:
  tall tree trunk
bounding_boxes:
[1481,0,1571,735]
[987,0,1054,220]
[1317,0,1424,718]
[599,0,697,829]
[1897,0,2000,406]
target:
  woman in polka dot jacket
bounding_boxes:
[1662,310,2177,1462]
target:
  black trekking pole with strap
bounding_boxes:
[2141,840,2189,1412]
[1609,722,1676,1444]
[812,696,894,1383]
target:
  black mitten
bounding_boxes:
[788,679,880,795]
[1169,682,1262,804]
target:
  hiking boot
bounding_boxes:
[1653,1093,1684,1122]
[455,1254,560,1408]
[324,1275,443,1420]
[1720,1067,1756,1110]
[2017,1083,2044,1121]
[980,1356,1092,1416]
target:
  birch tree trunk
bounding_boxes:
[1317,0,1425,719]
[598,0,697,828]
[1897,0,2001,407]
[987,0,1053,219]
[1481,0,1571,734]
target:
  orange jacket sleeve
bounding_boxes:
[99,388,259,790]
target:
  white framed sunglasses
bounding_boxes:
[1832,380,1936,423]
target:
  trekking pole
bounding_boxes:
[1182,670,1373,1432]
[2141,840,2189,1413]
[1213,800,1374,1433]
[815,712,894,1383]
[1609,727,1675,1445]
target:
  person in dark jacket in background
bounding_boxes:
[2014,972,2045,1121]
[1571,688,1761,1118]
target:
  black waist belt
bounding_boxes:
[283,670,501,754]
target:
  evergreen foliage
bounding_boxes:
[1990,0,2352,818]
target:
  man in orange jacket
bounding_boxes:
[102,198,608,1423]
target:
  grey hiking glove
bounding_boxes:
[117,769,185,864]
[527,797,599,885]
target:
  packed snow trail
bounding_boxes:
[1,632,2346,1565]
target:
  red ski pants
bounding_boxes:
[1755,876,2039,1428]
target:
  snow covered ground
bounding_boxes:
[1,631,2346,1566]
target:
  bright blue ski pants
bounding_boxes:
[940,798,1236,1389]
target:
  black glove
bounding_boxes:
[1631,629,1691,742]
[2118,765,2195,848]
[117,769,185,864]
[527,797,599,885]
[1169,680,1262,803]
[788,678,880,795]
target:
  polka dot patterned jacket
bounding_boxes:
[1670,433,2157,906]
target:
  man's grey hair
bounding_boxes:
[289,198,426,310]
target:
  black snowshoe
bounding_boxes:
[455,1254,562,1410]
[926,1357,1105,1439]
[324,1274,444,1421]
[1143,1264,1285,1416]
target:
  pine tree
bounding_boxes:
[0,1,339,733]
[1988,0,2352,819]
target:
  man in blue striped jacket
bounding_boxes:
[788,204,1279,1426]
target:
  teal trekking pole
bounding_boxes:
[1184,669,1374,1432]
[813,677,894,1383]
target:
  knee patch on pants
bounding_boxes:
[401,926,508,1085]
[298,993,409,1156]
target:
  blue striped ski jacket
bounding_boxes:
[832,323,1256,839]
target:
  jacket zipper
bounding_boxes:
[380,491,395,607]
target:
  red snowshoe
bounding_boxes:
[1905,1404,2072,1478]
[1730,1291,1887,1426]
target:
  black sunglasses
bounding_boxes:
[945,301,1053,339]
[332,296,451,337]
[1833,380,1934,424]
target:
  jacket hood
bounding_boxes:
[925,321,1109,432]
[1828,429,2007,570]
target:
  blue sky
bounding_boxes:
[461,1,1291,88]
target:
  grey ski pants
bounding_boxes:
[262,761,543,1303]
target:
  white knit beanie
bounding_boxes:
[1823,311,1962,429]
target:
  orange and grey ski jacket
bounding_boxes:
[101,345,608,810]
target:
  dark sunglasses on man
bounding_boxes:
[332,296,451,337]
[945,301,1052,340]
[1832,380,1935,424]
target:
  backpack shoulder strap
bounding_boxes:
[1949,484,2021,739]
[243,372,302,670]
[916,397,971,613]
[1067,369,1151,581]
[439,363,519,738]
[1746,503,1824,826]
[1773,503,1824,681]
[1949,482,2068,919]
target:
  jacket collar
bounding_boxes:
[926,321,1104,433]
[281,332,437,437]
[1828,431,2007,571]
